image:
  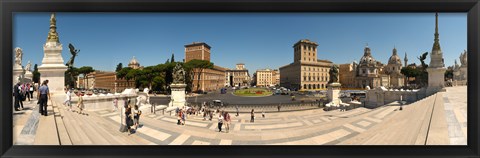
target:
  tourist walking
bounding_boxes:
[19,83,26,109]
[177,108,182,125]
[181,109,186,125]
[29,83,34,99]
[13,82,21,111]
[262,110,265,118]
[76,93,85,114]
[64,88,72,111]
[125,105,134,134]
[25,83,31,101]
[250,109,255,123]
[119,98,130,132]
[277,105,281,112]
[37,80,50,116]
[133,105,141,129]
[209,109,213,121]
[235,105,239,116]
[224,111,231,133]
[218,112,224,132]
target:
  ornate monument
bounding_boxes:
[38,13,68,94]
[13,47,24,85]
[24,60,33,82]
[426,13,447,95]
[327,64,342,106]
[168,63,187,112]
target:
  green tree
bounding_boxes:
[136,66,163,90]
[184,59,214,92]
[32,64,40,84]
[170,53,175,63]
[115,63,123,72]
[126,68,141,88]
[78,66,95,89]
[117,67,133,88]
[250,72,257,86]
[65,66,79,88]
[445,69,454,80]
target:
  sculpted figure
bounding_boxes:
[14,47,23,65]
[172,63,185,84]
[328,64,339,83]
[66,43,79,68]
[25,61,31,71]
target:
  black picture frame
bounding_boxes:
[1,0,479,157]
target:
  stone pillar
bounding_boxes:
[327,82,342,106]
[38,41,68,94]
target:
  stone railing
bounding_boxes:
[186,101,325,113]
[69,93,137,111]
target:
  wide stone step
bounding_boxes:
[58,106,94,145]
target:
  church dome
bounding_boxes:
[129,56,139,65]
[359,45,376,65]
[388,47,402,65]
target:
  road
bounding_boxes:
[150,89,316,105]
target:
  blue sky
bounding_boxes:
[14,13,466,72]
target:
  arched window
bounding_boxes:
[313,84,316,89]
[322,84,325,89]
[304,84,307,89]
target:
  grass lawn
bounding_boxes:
[233,88,273,97]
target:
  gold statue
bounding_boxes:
[47,13,60,43]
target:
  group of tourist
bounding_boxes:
[13,82,35,111]
[176,107,187,125]
[217,111,231,133]
[62,87,85,114]
[120,98,142,135]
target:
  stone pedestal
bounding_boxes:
[169,84,187,108]
[426,67,446,96]
[327,82,342,106]
[38,41,67,94]
[13,65,24,85]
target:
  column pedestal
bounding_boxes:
[426,67,446,96]
[38,41,67,94]
[13,65,24,85]
[327,82,342,106]
[169,84,187,108]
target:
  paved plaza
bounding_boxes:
[13,86,467,145]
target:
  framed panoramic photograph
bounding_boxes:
[1,0,479,157]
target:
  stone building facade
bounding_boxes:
[185,42,226,92]
[192,65,227,91]
[226,63,250,87]
[338,45,405,89]
[185,42,211,62]
[279,39,333,91]
[256,69,275,87]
